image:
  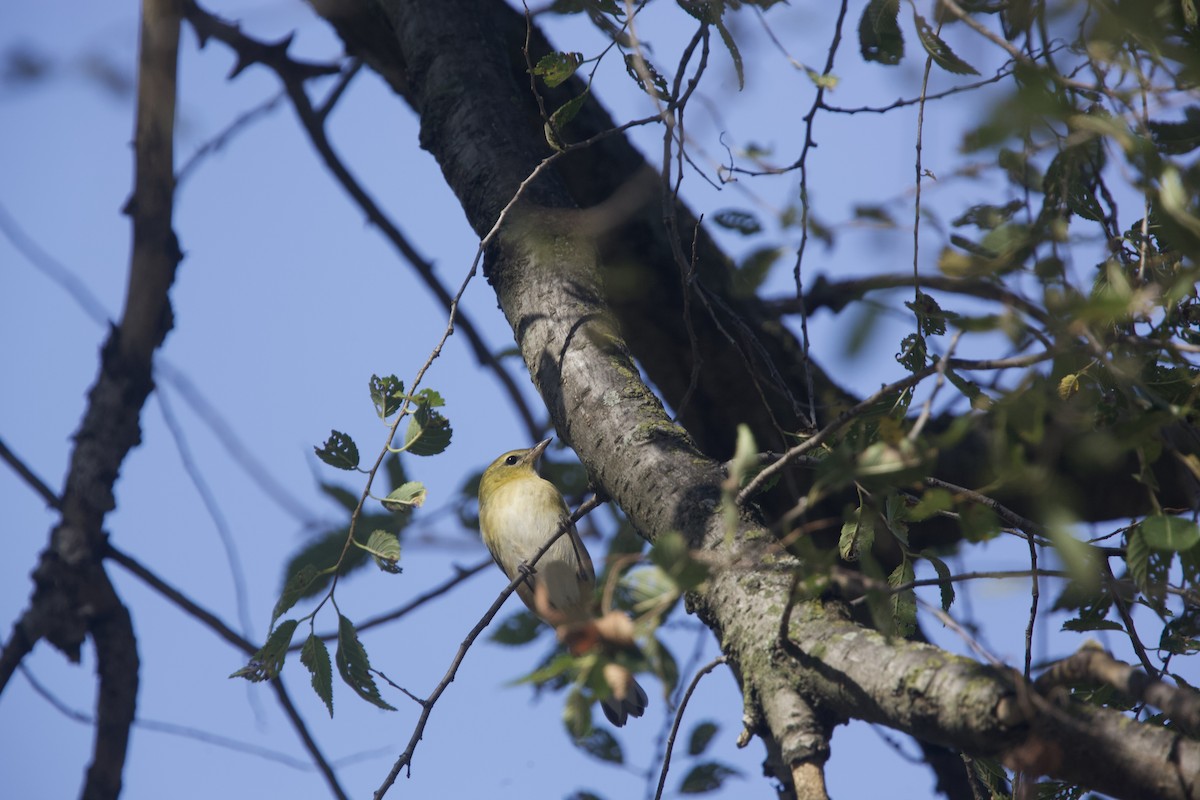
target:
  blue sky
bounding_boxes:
[4,2,1190,799]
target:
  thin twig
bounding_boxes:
[176,89,285,187]
[1024,530,1039,681]
[922,477,1046,540]
[20,664,326,771]
[653,655,727,800]
[156,389,255,639]
[300,557,492,646]
[0,436,61,509]
[106,543,255,653]
[908,331,962,441]
[791,0,849,430]
[105,544,350,800]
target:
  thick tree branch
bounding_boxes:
[333,2,1200,798]
[3,3,185,798]
[311,0,1198,537]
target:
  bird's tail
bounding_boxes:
[601,675,649,727]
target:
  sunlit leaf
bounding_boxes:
[363,529,402,573]
[382,481,427,512]
[1139,515,1200,552]
[532,51,584,88]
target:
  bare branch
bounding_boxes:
[653,655,727,800]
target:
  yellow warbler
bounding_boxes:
[479,438,648,726]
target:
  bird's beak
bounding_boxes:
[529,437,552,463]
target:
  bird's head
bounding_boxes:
[479,437,552,502]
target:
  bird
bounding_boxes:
[478,437,648,726]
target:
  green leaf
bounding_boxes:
[315,430,360,470]
[301,634,334,716]
[677,0,724,24]
[712,209,762,235]
[563,687,593,740]
[1047,513,1100,591]
[839,506,876,562]
[888,558,917,636]
[491,610,544,645]
[908,488,952,521]
[1183,0,1199,27]
[1148,107,1200,154]
[649,530,709,592]
[715,19,744,91]
[921,550,955,611]
[272,564,322,625]
[404,390,452,456]
[230,619,298,682]
[318,481,360,513]
[382,481,427,512]
[546,89,590,150]
[1043,140,1105,222]
[958,503,1001,542]
[335,614,395,711]
[905,290,948,336]
[1126,526,1151,592]
[626,565,682,616]
[574,727,623,764]
[734,246,784,298]
[1062,617,1124,633]
[623,53,669,100]
[644,633,680,693]
[515,652,577,686]
[679,762,742,794]
[1138,515,1200,552]
[896,332,928,372]
[688,721,719,756]
[883,494,910,548]
[859,0,904,65]
[369,374,404,419]
[952,200,1025,230]
[363,529,402,573]
[280,525,374,602]
[532,51,584,88]
[912,12,979,75]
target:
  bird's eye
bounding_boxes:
[504,455,519,466]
